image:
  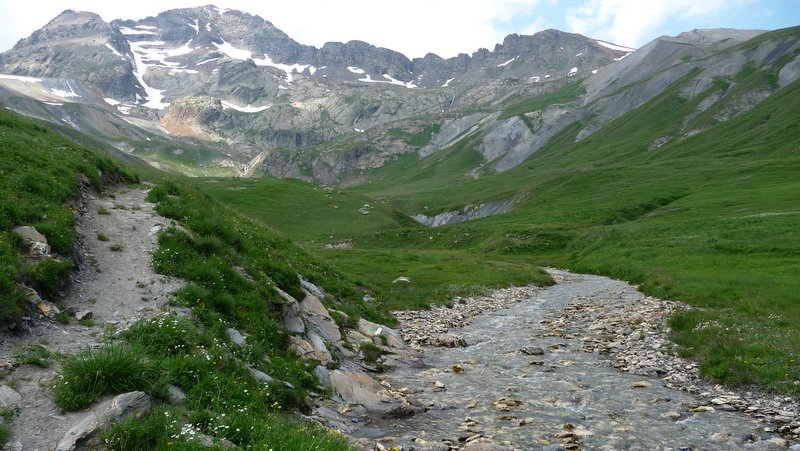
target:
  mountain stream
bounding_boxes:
[353,270,797,450]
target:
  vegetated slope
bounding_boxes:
[0,108,387,448]
[0,108,136,320]
[347,40,800,394]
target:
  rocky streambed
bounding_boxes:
[349,269,799,450]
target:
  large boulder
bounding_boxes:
[56,391,152,451]
[299,293,342,344]
[12,226,51,256]
[357,318,406,350]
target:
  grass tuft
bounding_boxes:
[54,345,155,411]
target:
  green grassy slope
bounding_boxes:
[0,108,355,448]
[199,177,551,310]
[0,108,137,320]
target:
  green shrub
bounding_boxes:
[54,345,155,411]
[359,341,384,364]
[14,344,58,367]
[55,311,70,324]
[22,258,72,300]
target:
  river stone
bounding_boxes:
[520,346,545,356]
[0,385,22,408]
[357,318,406,350]
[306,331,333,364]
[289,335,317,359]
[299,294,342,344]
[225,328,245,347]
[247,366,274,384]
[430,334,467,348]
[299,276,325,298]
[463,443,513,451]
[326,369,388,411]
[412,438,450,451]
[167,385,186,405]
[13,226,50,256]
[282,297,304,334]
[75,310,93,321]
[56,391,151,451]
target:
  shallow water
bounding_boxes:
[362,271,790,450]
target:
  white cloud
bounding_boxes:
[564,0,753,48]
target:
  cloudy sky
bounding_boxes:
[0,0,797,58]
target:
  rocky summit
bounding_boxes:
[0,5,635,181]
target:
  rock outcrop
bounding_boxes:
[55,391,152,451]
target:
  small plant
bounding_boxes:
[97,206,111,215]
[359,341,385,364]
[54,311,70,324]
[87,297,97,304]
[0,424,10,447]
[14,344,58,368]
[109,244,124,252]
[135,281,146,289]
[53,345,155,411]
[78,318,95,327]
[113,203,128,210]
[96,233,109,241]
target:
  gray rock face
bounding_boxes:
[56,391,152,451]
[298,294,342,345]
[412,199,516,227]
[225,327,246,347]
[0,10,139,100]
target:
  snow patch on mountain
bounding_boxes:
[347,66,366,74]
[597,40,636,52]
[51,82,80,98]
[0,74,42,83]
[442,77,455,87]
[119,27,156,35]
[105,43,124,58]
[497,57,516,67]
[197,57,219,66]
[212,40,309,82]
[103,97,120,106]
[356,73,417,88]
[127,39,170,109]
[189,19,199,34]
[221,100,269,113]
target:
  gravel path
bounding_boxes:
[0,185,183,450]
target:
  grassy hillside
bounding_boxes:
[0,108,137,320]
[0,108,362,448]
[199,177,551,310]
